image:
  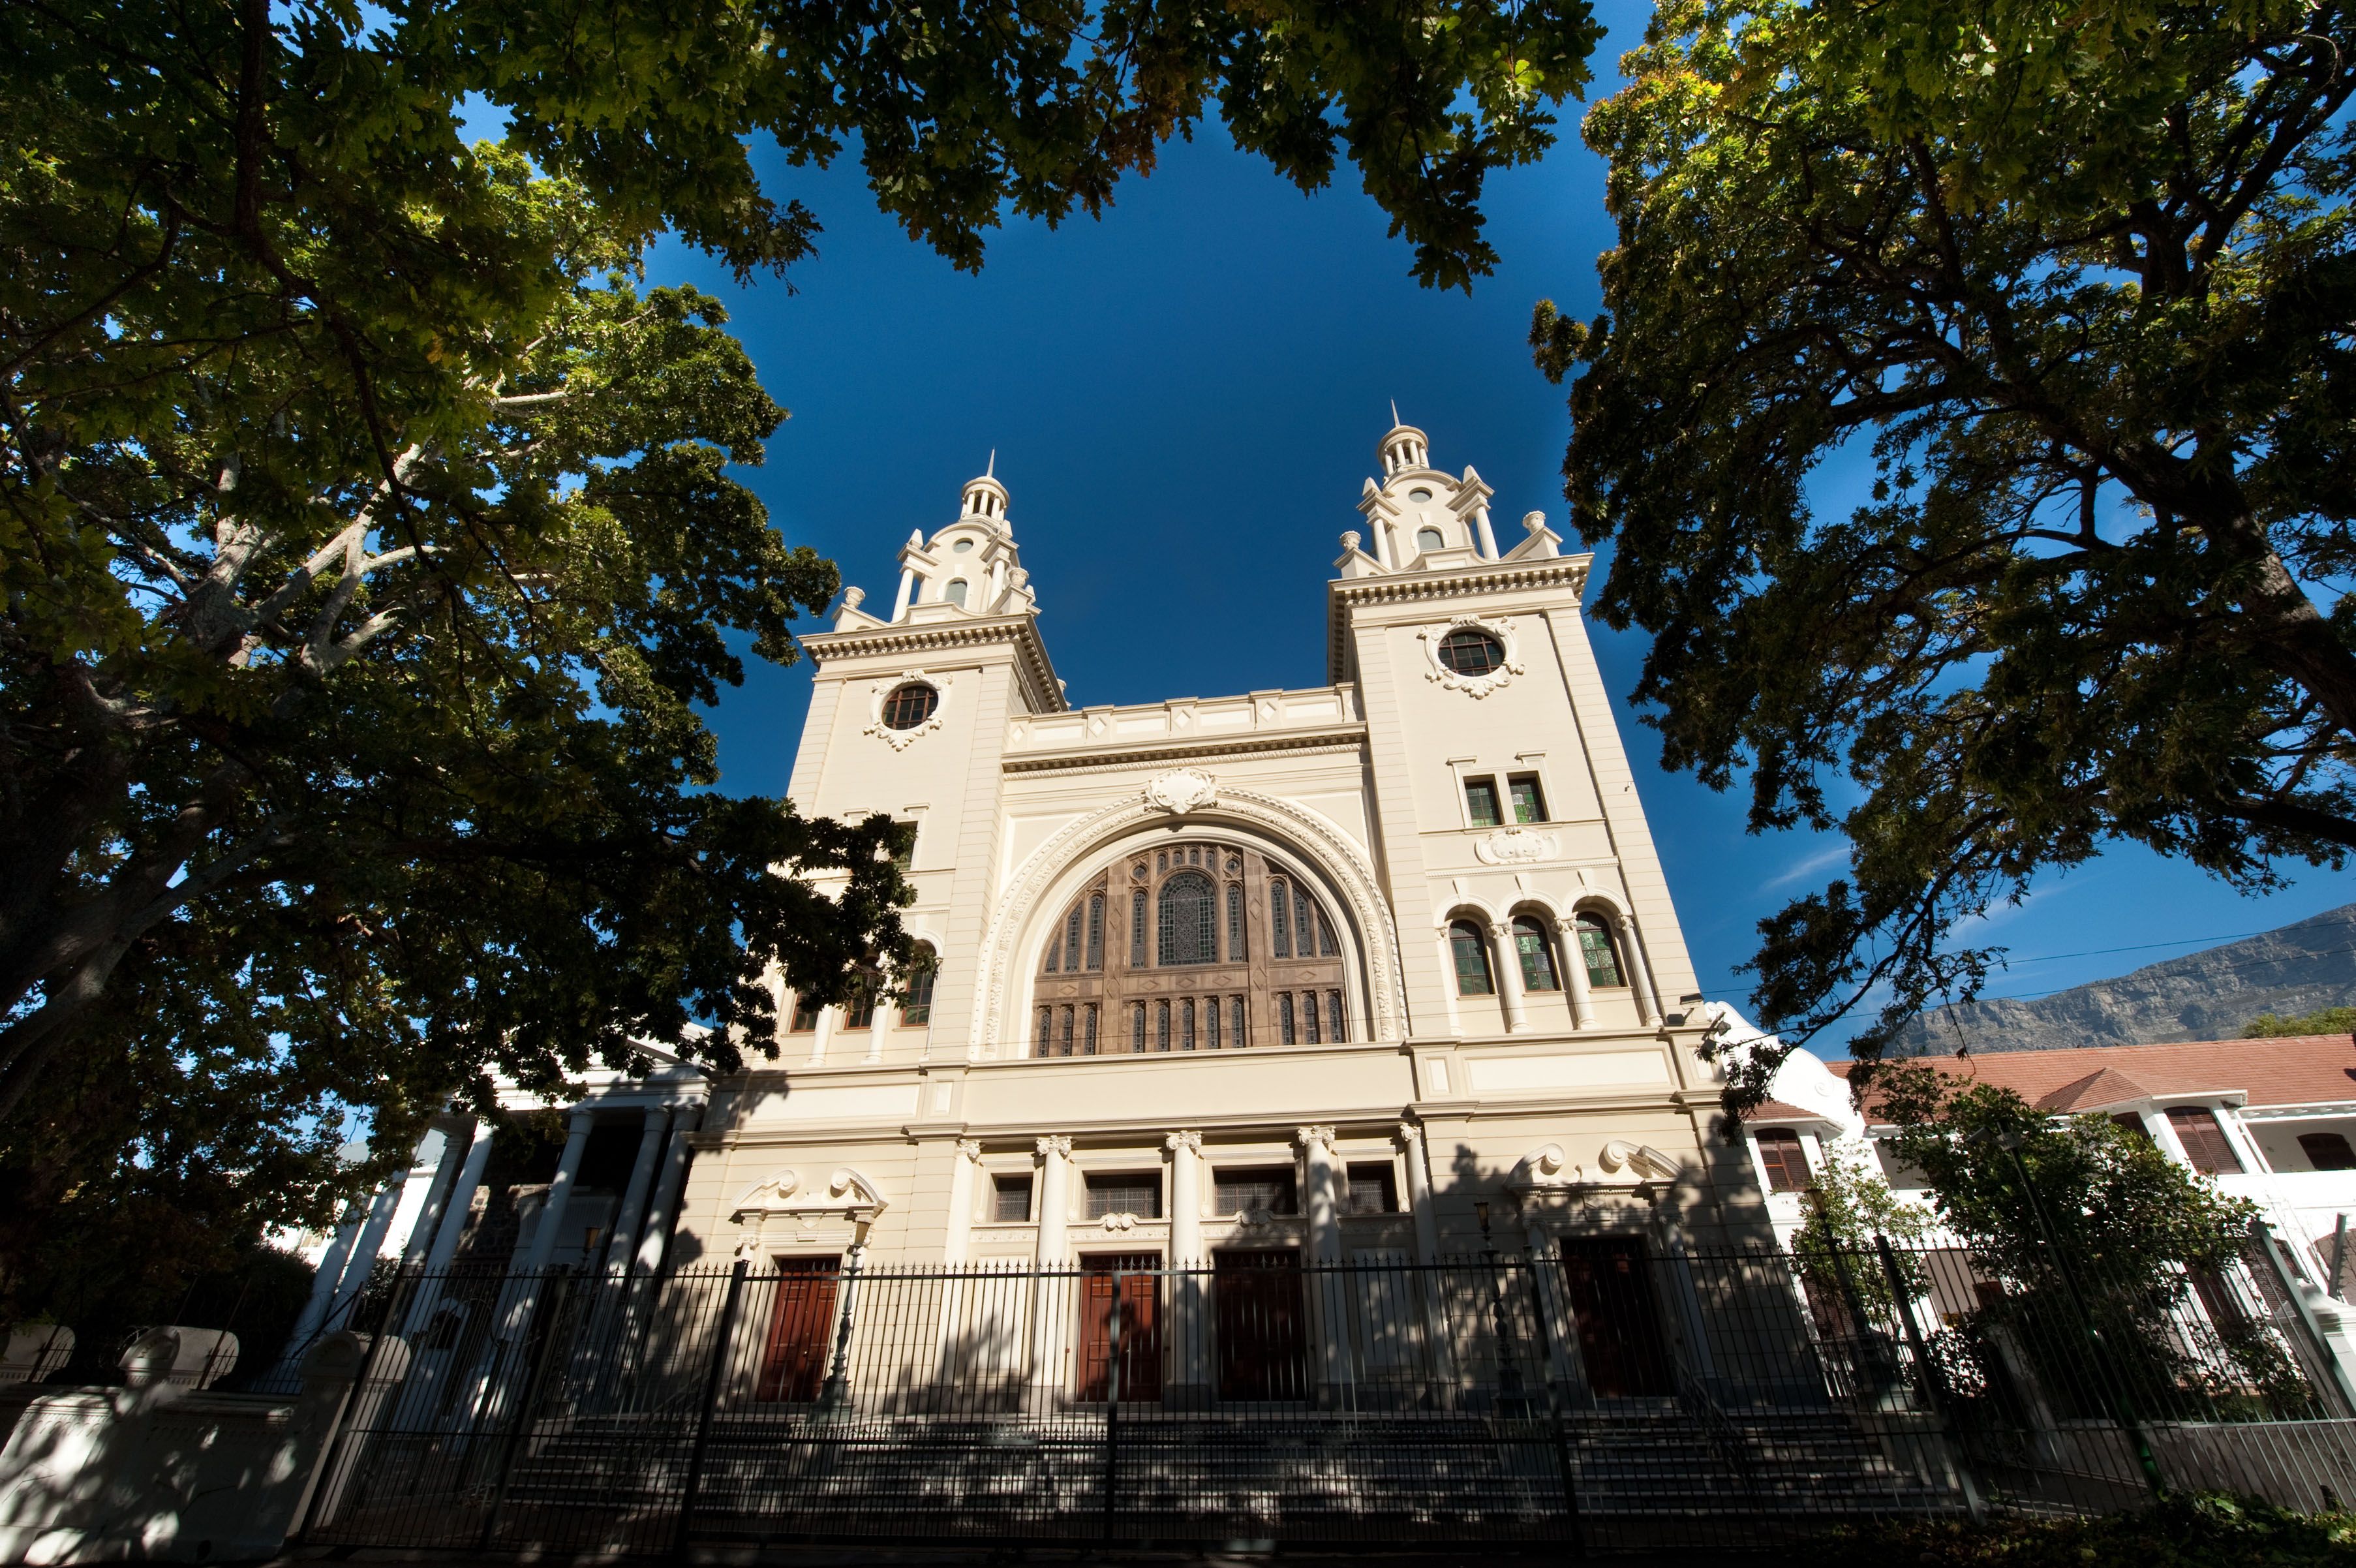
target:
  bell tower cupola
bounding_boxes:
[1377,408,1431,478]
[961,453,1011,530]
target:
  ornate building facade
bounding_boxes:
[660,419,1761,1285]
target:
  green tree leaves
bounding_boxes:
[1546,0,2356,1099]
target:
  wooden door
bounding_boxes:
[1214,1249,1307,1402]
[1558,1237,1673,1398]
[1078,1253,1161,1402]
[755,1256,840,1402]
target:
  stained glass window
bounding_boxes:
[1279,992,1296,1044]
[1206,996,1221,1049]
[1131,890,1148,966]
[1086,896,1105,969]
[1035,1008,1051,1057]
[1227,884,1245,961]
[880,682,938,730]
[1327,991,1345,1042]
[1155,1000,1171,1051]
[1464,778,1502,827]
[1065,906,1084,970]
[1576,914,1623,987]
[1317,902,1338,957]
[1060,1006,1075,1056]
[1450,921,1494,996]
[1514,915,1561,991]
[1302,991,1321,1043]
[1130,1002,1146,1052]
[1181,998,1196,1050]
[1043,934,1060,974]
[1084,1005,1099,1054]
[1509,775,1547,823]
[1294,886,1314,957]
[1270,878,1293,957]
[1231,996,1247,1047]
[1438,628,1505,676]
[1157,871,1217,965]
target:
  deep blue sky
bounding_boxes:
[638,0,2347,1042]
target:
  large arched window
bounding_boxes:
[943,578,969,607]
[1030,841,1348,1054]
[1575,912,1624,988]
[1449,921,1495,995]
[1513,915,1561,992]
[1157,871,1217,965]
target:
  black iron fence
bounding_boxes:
[285,1226,2356,1554]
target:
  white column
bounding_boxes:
[1490,921,1530,1034]
[1617,912,1663,1025]
[602,1109,670,1277]
[987,557,1006,611]
[1474,505,1499,559]
[399,1118,497,1338]
[397,1125,461,1268]
[943,1139,983,1265]
[418,1120,495,1274]
[1555,917,1599,1028]
[865,999,890,1064]
[1029,1136,1072,1395]
[892,564,915,621]
[633,1107,703,1276]
[1299,1126,1341,1263]
[322,1179,405,1329]
[1398,1123,1440,1265]
[806,1000,830,1066]
[517,1110,595,1279]
[1167,1132,1204,1264]
[285,1208,366,1351]
[1371,517,1395,569]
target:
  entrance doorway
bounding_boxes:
[1559,1237,1673,1398]
[756,1255,841,1402]
[1079,1253,1162,1402]
[1214,1248,1306,1402]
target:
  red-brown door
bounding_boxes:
[1214,1249,1307,1402]
[756,1256,840,1402]
[1559,1237,1673,1398]
[1079,1254,1161,1402]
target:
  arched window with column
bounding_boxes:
[1575,912,1625,988]
[1450,920,1495,995]
[1512,915,1561,992]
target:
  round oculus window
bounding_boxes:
[952,538,975,552]
[1437,628,1507,677]
[880,682,939,731]
[1409,487,1434,501]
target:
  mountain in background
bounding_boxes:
[1889,901,2356,1054]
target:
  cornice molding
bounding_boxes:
[1002,731,1368,776]
[1325,554,1593,681]
[804,614,1067,714]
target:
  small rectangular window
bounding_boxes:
[1085,1173,1161,1220]
[1215,1167,1298,1216]
[1508,774,1548,823]
[1464,777,1502,828]
[890,821,917,871]
[992,1174,1033,1223]
[789,996,821,1031]
[1342,1163,1396,1216]
[1754,1128,1812,1193]
[1084,1004,1099,1056]
[1327,991,1346,1043]
[2301,1131,2356,1171]
[1278,991,1296,1044]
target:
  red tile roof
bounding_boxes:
[1748,1098,1839,1124]
[1828,1034,2356,1122]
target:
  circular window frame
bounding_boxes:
[1418,615,1524,699]
[864,670,954,750]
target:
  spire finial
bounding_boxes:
[987,448,996,478]
[1390,399,1400,427]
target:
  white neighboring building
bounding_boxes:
[1736,1009,2356,1294]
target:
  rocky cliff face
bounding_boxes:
[1889,902,2356,1054]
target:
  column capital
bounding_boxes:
[1614,910,1638,932]
[566,1107,597,1133]
[1395,1121,1425,1151]
[1488,918,1514,938]
[955,1138,984,1162]
[1035,1135,1072,1158]
[1552,914,1580,933]
[1295,1125,1337,1154]
[1165,1130,1203,1154]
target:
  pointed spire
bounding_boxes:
[987,448,996,478]
[1390,399,1401,427]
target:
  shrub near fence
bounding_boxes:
[259,1223,2356,1555]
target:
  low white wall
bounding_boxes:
[0,1332,397,1564]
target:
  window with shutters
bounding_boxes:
[1754,1129,1812,1193]
[2165,1107,2244,1174]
